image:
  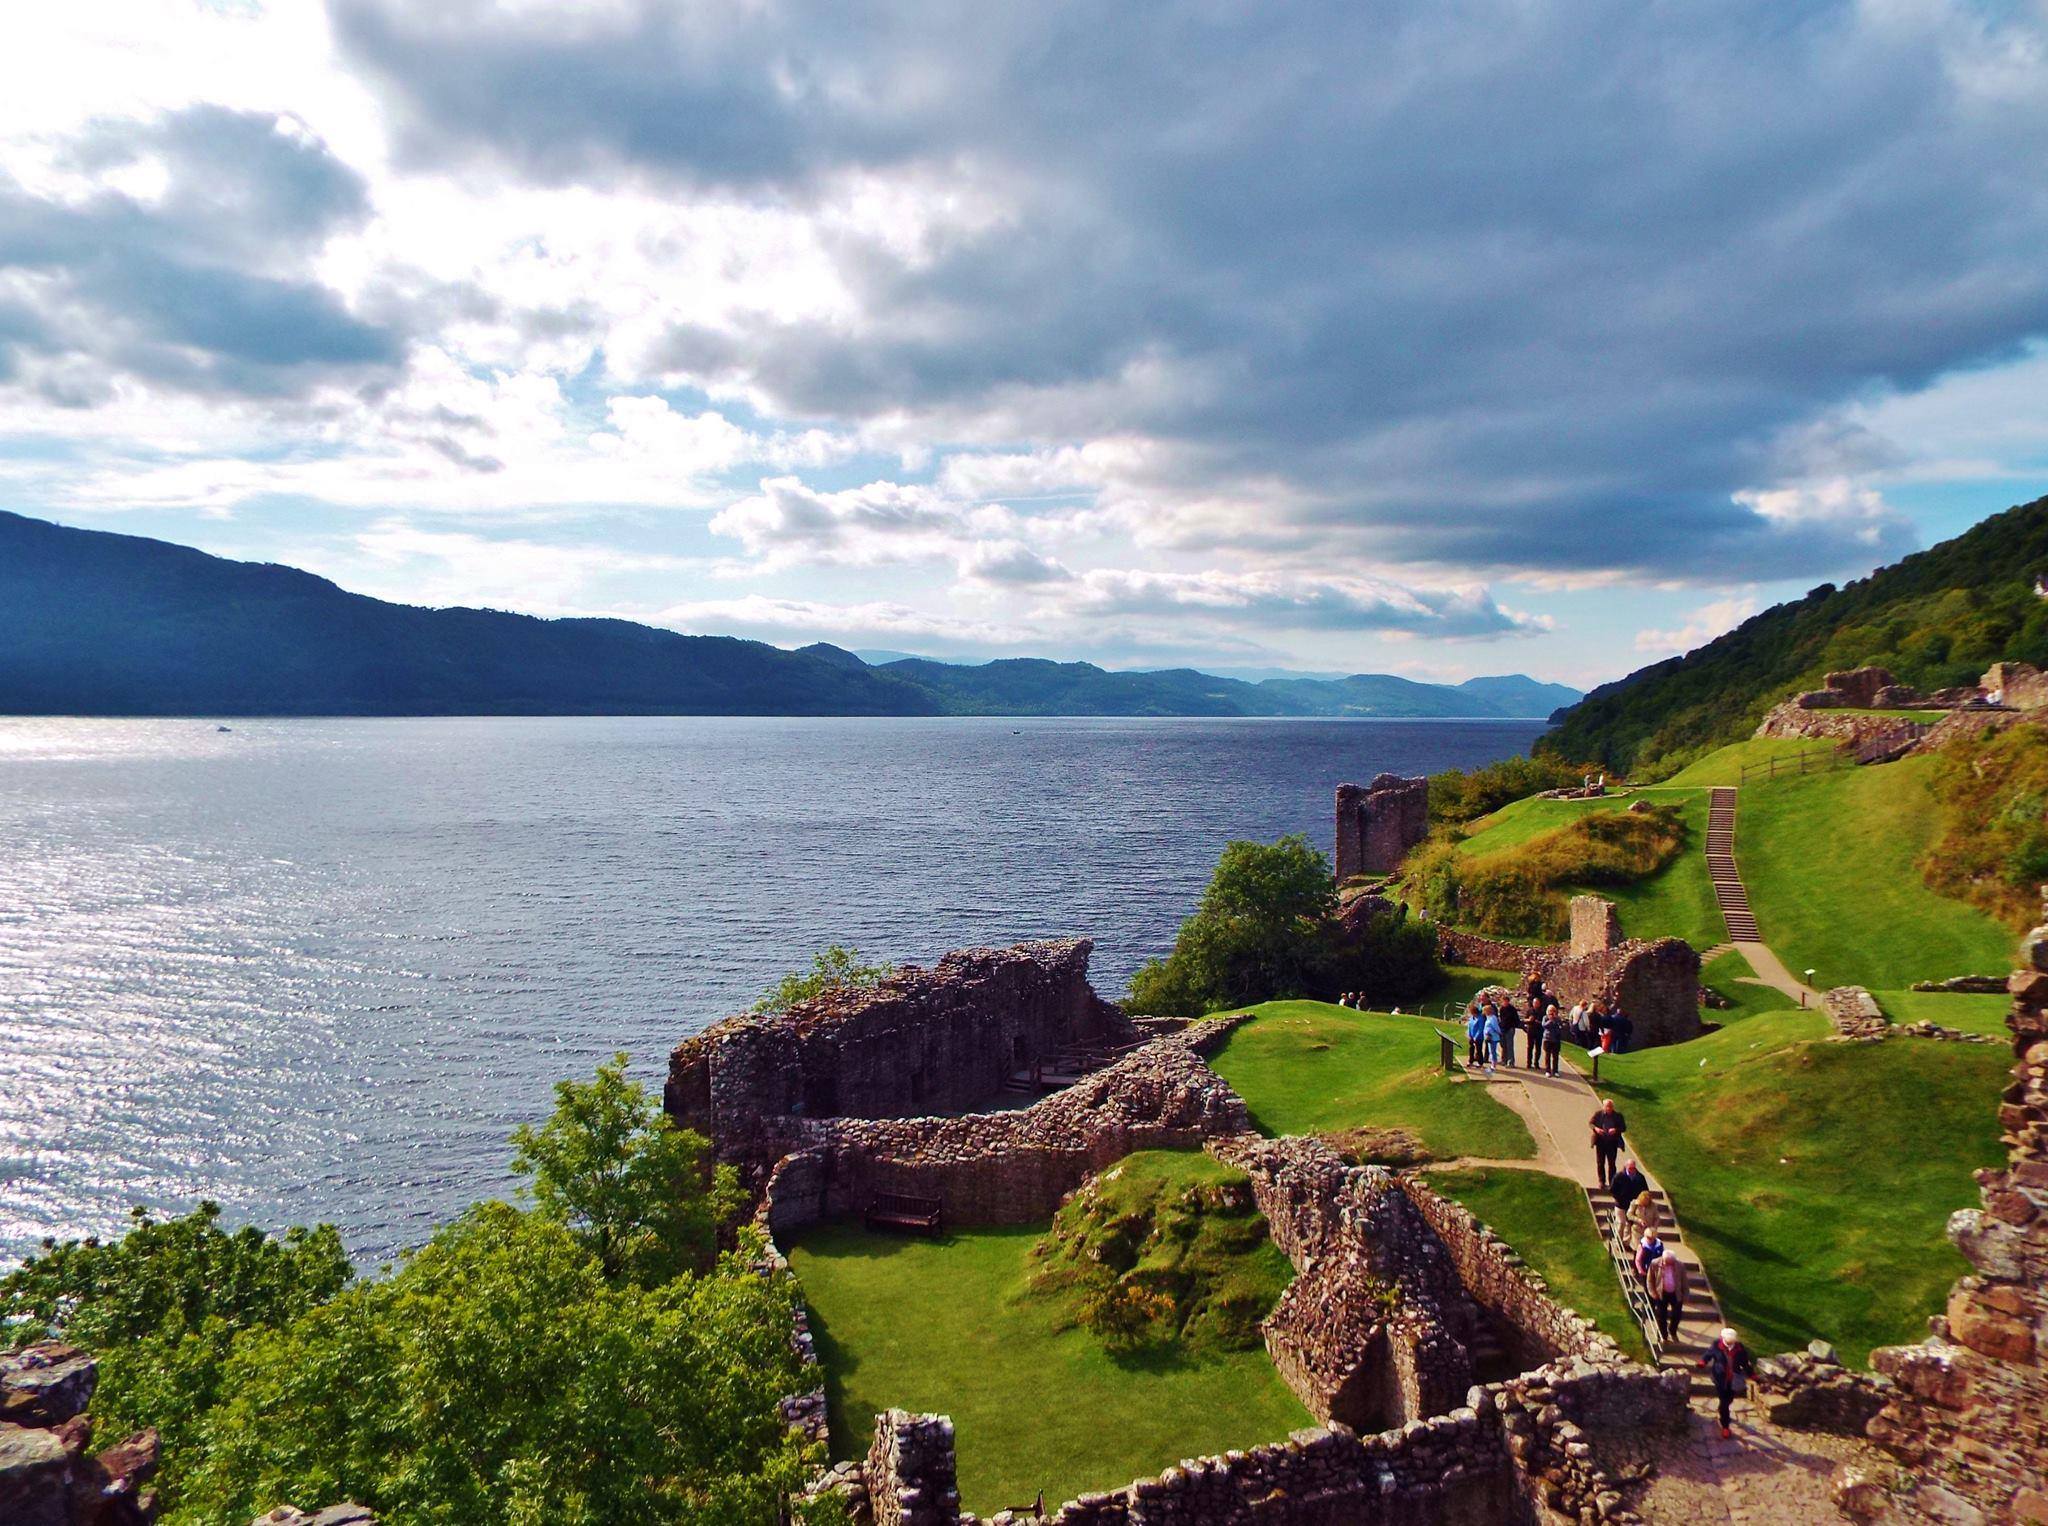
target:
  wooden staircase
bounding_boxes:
[1706,788,1760,943]
[1586,1182,1726,1396]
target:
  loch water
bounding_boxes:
[0,714,1546,1266]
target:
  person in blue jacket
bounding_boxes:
[1465,1004,1485,1066]
[1481,1006,1503,1071]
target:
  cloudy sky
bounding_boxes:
[4,1,2047,687]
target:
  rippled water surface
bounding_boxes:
[0,714,1544,1265]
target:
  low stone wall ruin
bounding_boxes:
[1861,908,2048,1523]
[667,939,1134,1165]
[1435,921,1703,1049]
[1823,985,1998,1045]
[756,1021,1251,1234]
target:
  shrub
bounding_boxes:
[1426,754,1590,828]
[1413,805,1686,939]
[1923,724,2048,929]
[752,945,894,1012]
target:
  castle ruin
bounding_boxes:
[1335,773,1430,882]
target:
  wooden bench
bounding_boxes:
[864,1192,943,1235]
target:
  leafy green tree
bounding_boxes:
[179,1204,815,1526]
[1129,836,1340,1015]
[0,1203,352,1483]
[510,1053,741,1286]
[752,945,893,1012]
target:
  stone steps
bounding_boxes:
[1705,789,1761,941]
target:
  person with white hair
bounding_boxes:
[1699,1327,1756,1439]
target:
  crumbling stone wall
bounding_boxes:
[755,1022,1252,1231]
[0,1343,160,1526]
[1983,660,2048,711]
[667,939,1135,1163]
[1570,895,1621,958]
[1862,901,2048,1523]
[1336,774,1430,882]
[866,1411,963,1526]
[1398,1174,1626,1374]
[1435,928,1702,1048]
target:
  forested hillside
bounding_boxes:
[1544,493,2048,775]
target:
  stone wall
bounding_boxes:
[1861,899,2048,1524]
[1434,929,1702,1049]
[1753,703,1930,748]
[755,1022,1252,1232]
[0,1343,162,1526]
[1336,774,1430,882]
[1398,1174,1627,1373]
[667,939,1135,1164]
[1983,660,2048,711]
[1753,1345,1894,1436]
[866,1411,963,1526]
[1570,896,1622,958]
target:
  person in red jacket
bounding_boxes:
[1699,1328,1756,1438]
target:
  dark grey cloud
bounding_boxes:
[330,0,2048,580]
[0,106,402,400]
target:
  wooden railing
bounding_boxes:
[1738,747,1851,785]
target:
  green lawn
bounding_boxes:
[1441,791,1722,950]
[1660,738,1819,787]
[1588,1008,2006,1363]
[1701,948,1802,1024]
[1206,1001,1536,1161]
[1874,988,2013,1037]
[788,1158,1311,1513]
[1735,755,2011,990]
[1422,1167,1651,1364]
[1427,964,1520,1016]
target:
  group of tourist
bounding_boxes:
[1461,976,1636,1077]
[1604,1136,1756,1439]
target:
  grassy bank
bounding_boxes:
[788,1155,1310,1513]
[1873,988,2013,1037]
[1419,790,1722,949]
[1734,754,2010,990]
[1421,1167,1651,1364]
[1206,1001,1535,1161]
[1589,1006,2006,1362]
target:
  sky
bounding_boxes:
[3,2,2047,689]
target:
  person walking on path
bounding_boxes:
[1608,1159,1649,1242]
[1523,1006,1542,1070]
[1633,1228,1668,1284]
[1542,1007,1565,1076]
[1589,1099,1627,1187]
[1700,1328,1757,1439]
[1466,1005,1484,1067]
[1652,1251,1689,1343]
[1498,999,1517,1068]
[1626,1184,1663,1250]
[1482,1006,1503,1071]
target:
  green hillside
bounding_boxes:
[1544,492,2048,776]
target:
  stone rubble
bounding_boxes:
[0,1343,160,1526]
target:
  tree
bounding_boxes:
[0,1203,352,1491]
[752,945,893,1013]
[178,1204,817,1526]
[510,1053,742,1287]
[1128,836,1340,1016]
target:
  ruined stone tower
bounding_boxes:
[1334,774,1429,883]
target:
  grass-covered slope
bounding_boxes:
[1591,1006,2007,1363]
[788,1152,1309,1513]
[1735,754,2010,989]
[1421,1167,1650,1363]
[1544,492,2048,776]
[1409,793,1719,948]
[1205,1001,1536,1161]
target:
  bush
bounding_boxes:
[3,1057,818,1526]
[1923,724,2048,929]
[752,945,894,1012]
[1413,805,1687,939]
[1426,755,1590,828]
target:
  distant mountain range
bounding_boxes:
[0,511,1579,719]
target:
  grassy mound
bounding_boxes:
[1027,1151,1298,1355]
[1422,1168,1651,1363]
[1873,988,2012,1037]
[1921,722,2048,931]
[1735,754,2010,990]
[1659,737,1821,787]
[1590,1007,2006,1363]
[1206,1001,1536,1161]
[788,1161,1310,1512]
[1701,948,1802,1024]
[1407,801,1691,941]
